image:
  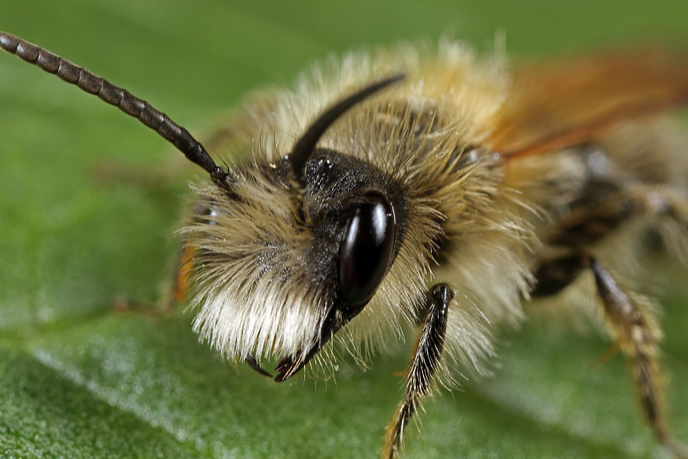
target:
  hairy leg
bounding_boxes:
[384,283,453,459]
[532,252,686,457]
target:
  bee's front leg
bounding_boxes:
[384,283,453,459]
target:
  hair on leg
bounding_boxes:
[384,283,453,459]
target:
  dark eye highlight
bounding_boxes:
[338,190,396,313]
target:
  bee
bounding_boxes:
[1,30,688,458]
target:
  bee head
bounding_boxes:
[184,76,410,381]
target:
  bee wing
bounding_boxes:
[487,49,688,159]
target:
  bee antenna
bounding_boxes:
[289,73,405,185]
[0,31,233,190]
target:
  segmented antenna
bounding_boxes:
[289,74,405,186]
[0,31,232,189]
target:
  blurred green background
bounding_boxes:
[1,1,688,458]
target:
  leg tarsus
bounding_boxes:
[384,283,453,459]
[532,251,686,457]
[588,256,687,458]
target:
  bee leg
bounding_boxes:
[107,243,194,315]
[531,252,586,298]
[171,244,196,306]
[383,283,453,459]
[532,252,686,457]
[587,255,687,458]
[638,187,688,265]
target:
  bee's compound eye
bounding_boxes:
[339,190,395,311]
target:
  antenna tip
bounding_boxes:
[0,31,19,53]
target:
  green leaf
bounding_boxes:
[1,1,688,458]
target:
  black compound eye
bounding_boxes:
[339,190,396,311]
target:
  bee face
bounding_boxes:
[185,143,411,378]
[302,149,408,313]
